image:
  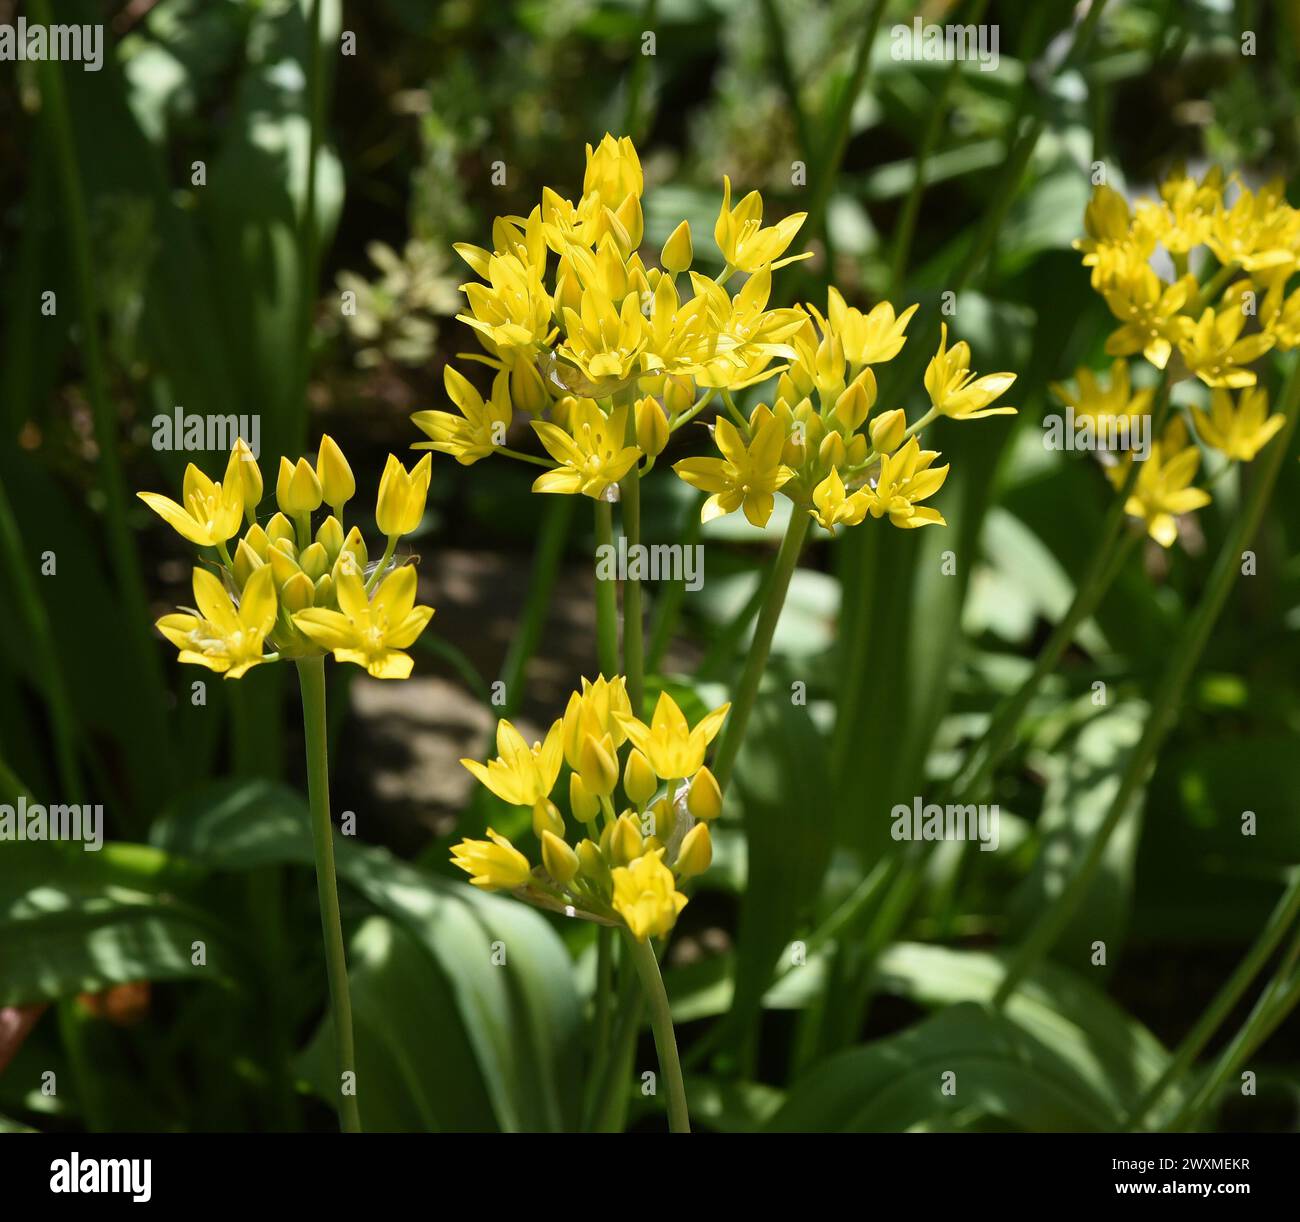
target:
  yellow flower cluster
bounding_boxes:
[1076,169,1300,380]
[411,134,1016,531]
[1067,168,1291,548]
[139,438,435,678]
[451,677,728,941]
[677,300,1016,533]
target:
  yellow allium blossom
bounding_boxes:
[451,829,534,891]
[1049,359,1154,432]
[293,565,434,680]
[156,564,277,679]
[1177,287,1274,388]
[452,678,723,941]
[138,448,245,547]
[142,439,434,681]
[673,414,793,526]
[612,850,688,941]
[1119,420,1212,548]
[411,366,514,465]
[714,175,809,273]
[1190,386,1285,462]
[531,399,642,499]
[924,324,1017,420]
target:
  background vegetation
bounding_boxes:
[1,0,1298,1133]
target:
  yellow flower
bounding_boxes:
[714,175,809,273]
[1049,359,1154,430]
[1177,291,1274,389]
[583,133,643,209]
[411,366,513,465]
[686,267,807,388]
[458,250,554,350]
[138,447,245,547]
[861,436,949,529]
[156,564,276,679]
[293,563,433,679]
[231,437,263,521]
[673,413,794,526]
[1101,260,1197,369]
[612,849,688,941]
[460,717,565,810]
[821,288,918,366]
[924,324,1016,420]
[375,453,432,536]
[561,674,633,769]
[531,399,642,498]
[451,829,533,891]
[809,466,869,531]
[1123,430,1212,548]
[557,285,647,385]
[619,690,730,780]
[674,823,712,879]
[1191,386,1285,462]
[1072,184,1153,288]
[1206,180,1298,275]
[1135,166,1223,255]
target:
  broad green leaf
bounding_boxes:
[768,1003,1117,1132]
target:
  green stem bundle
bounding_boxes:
[295,657,362,1133]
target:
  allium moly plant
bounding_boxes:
[138,437,436,1133]
[419,134,1016,1132]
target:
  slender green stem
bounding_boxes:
[1169,923,1300,1132]
[712,509,811,790]
[620,473,645,713]
[1126,867,1300,1130]
[624,933,689,1132]
[582,926,616,1131]
[499,497,574,718]
[365,535,398,594]
[296,656,361,1133]
[594,502,620,677]
[994,359,1300,1008]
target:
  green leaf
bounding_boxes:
[151,779,584,1132]
[1007,701,1149,972]
[768,1002,1118,1132]
[298,916,497,1131]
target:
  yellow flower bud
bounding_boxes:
[610,811,644,865]
[624,748,658,808]
[580,733,619,799]
[230,438,262,517]
[634,397,669,458]
[650,796,676,842]
[577,838,610,888]
[242,523,271,560]
[451,828,532,891]
[846,434,868,466]
[815,333,845,397]
[541,830,579,886]
[276,456,323,517]
[661,220,693,274]
[510,357,548,415]
[267,545,303,588]
[570,772,600,823]
[833,379,871,432]
[532,798,565,840]
[315,515,345,563]
[376,453,432,537]
[265,513,295,547]
[297,541,330,582]
[280,571,315,612]
[674,822,712,879]
[313,573,334,606]
[818,430,847,470]
[869,408,907,455]
[687,766,722,822]
[232,539,264,590]
[316,435,355,513]
[339,526,368,572]
[663,376,693,418]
